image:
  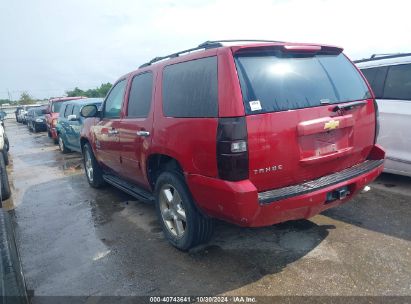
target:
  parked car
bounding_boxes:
[355,54,411,177]
[0,111,7,126]
[45,97,85,143]
[15,107,23,123]
[56,98,103,153]
[26,106,48,132]
[79,40,385,250]
[17,105,36,124]
[0,122,11,200]
[16,107,27,123]
[0,112,9,154]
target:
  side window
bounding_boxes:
[383,64,411,100]
[59,105,66,117]
[162,56,218,118]
[64,104,73,118]
[104,79,127,119]
[73,105,80,117]
[361,67,388,98]
[127,72,153,118]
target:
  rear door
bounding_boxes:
[363,63,411,174]
[117,72,154,188]
[234,48,376,191]
[93,79,127,173]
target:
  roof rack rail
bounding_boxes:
[370,53,401,59]
[354,52,411,64]
[138,41,223,68]
[200,39,284,46]
[139,39,283,68]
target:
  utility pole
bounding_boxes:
[7,89,12,102]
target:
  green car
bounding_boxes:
[56,98,103,153]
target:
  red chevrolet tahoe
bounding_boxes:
[79,40,385,250]
[45,96,85,143]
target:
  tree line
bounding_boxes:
[0,83,113,106]
[66,83,112,98]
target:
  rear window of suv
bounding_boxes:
[51,101,64,113]
[235,52,371,114]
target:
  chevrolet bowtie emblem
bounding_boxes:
[324,120,340,130]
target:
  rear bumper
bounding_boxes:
[187,146,385,227]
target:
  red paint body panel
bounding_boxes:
[217,48,245,117]
[150,64,219,178]
[246,98,376,192]
[80,41,384,228]
[92,119,122,173]
[188,160,383,227]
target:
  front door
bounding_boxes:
[93,79,127,173]
[66,105,82,150]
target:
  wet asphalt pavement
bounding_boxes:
[3,120,411,297]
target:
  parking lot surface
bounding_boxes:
[3,120,411,297]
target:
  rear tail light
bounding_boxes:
[217,117,249,181]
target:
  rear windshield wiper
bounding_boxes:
[331,100,367,112]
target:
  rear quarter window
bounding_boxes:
[52,101,64,113]
[361,66,388,98]
[162,56,218,118]
[383,64,411,100]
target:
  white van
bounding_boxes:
[356,54,411,177]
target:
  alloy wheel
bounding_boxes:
[84,149,94,182]
[159,184,187,238]
[58,137,64,152]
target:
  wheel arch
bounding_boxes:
[146,153,184,190]
[80,137,90,151]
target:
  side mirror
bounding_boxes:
[67,114,79,121]
[80,104,99,118]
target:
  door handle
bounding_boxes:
[136,130,150,137]
[108,129,119,135]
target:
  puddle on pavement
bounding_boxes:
[3,125,85,210]
[89,199,126,227]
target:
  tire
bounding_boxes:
[154,171,214,251]
[2,150,8,166]
[58,134,70,154]
[0,153,11,200]
[4,135,9,152]
[82,143,105,188]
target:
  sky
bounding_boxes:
[1,0,410,100]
